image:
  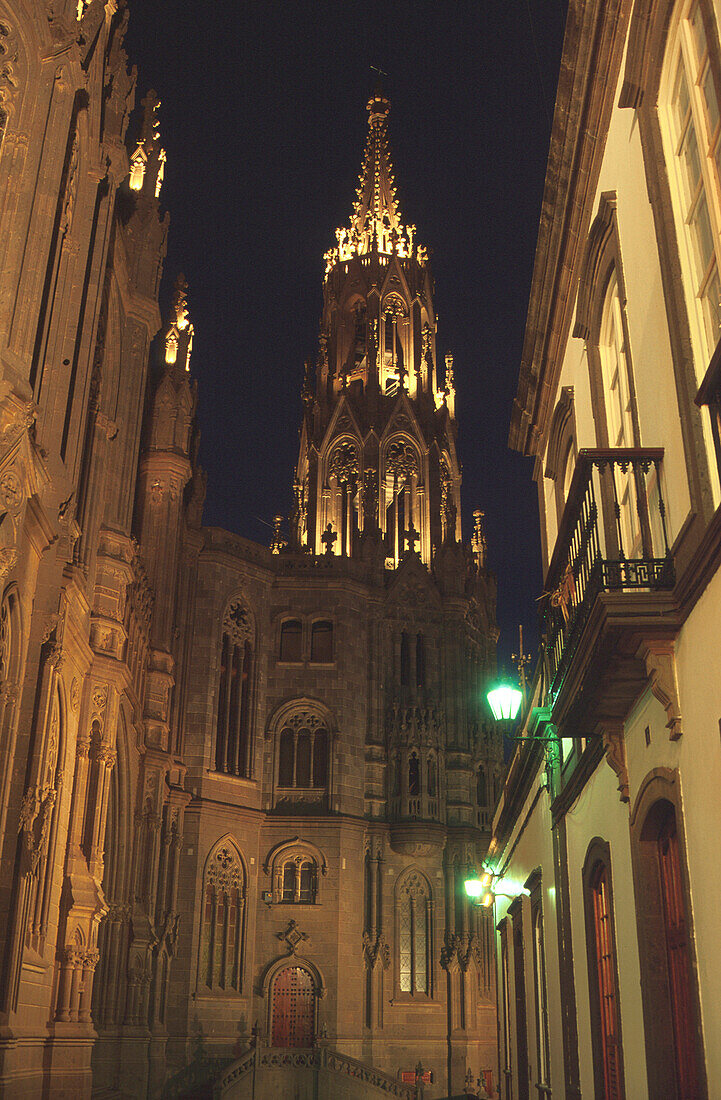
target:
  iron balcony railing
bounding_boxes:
[541,449,675,696]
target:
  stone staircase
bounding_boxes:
[215,1045,423,1100]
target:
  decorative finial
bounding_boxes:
[129,89,166,198]
[471,509,487,569]
[512,624,532,704]
[445,351,455,391]
[270,515,287,555]
[164,273,193,372]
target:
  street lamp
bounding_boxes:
[486,681,523,722]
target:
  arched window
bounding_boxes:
[664,0,721,364]
[397,871,432,997]
[600,272,641,556]
[310,620,333,662]
[477,767,487,806]
[199,840,245,993]
[416,632,425,687]
[267,839,325,904]
[280,619,302,662]
[215,598,253,777]
[426,755,436,797]
[583,841,625,1100]
[274,706,331,811]
[408,752,420,796]
[545,386,577,526]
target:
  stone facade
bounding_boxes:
[0,4,501,1098]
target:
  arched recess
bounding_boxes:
[214,592,256,778]
[629,768,707,1099]
[381,434,424,566]
[322,435,362,556]
[197,835,247,994]
[92,702,132,1030]
[267,697,336,814]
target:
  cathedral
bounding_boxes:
[0,3,501,1097]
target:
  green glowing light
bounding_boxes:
[487,683,523,722]
[464,878,484,898]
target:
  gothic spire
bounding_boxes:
[323,90,424,277]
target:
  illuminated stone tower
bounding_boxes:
[294,89,461,568]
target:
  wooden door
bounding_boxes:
[270,966,314,1047]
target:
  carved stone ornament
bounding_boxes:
[328,441,359,484]
[638,640,682,740]
[70,678,80,712]
[599,722,629,803]
[0,470,23,512]
[0,20,19,110]
[277,919,308,956]
[207,845,243,893]
[386,440,418,484]
[223,597,252,645]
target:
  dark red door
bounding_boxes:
[658,809,699,1100]
[271,966,314,1047]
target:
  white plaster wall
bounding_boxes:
[494,769,562,1098]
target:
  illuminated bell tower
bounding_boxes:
[293,88,461,567]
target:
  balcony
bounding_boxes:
[541,450,677,726]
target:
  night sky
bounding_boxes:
[123,1,568,670]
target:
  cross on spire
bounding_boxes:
[404,523,420,555]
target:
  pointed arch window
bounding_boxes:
[199,841,245,993]
[397,871,432,997]
[215,598,253,776]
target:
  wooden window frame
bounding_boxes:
[582,838,625,1100]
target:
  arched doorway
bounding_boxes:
[270,965,315,1047]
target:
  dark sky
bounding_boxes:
[123,1,568,670]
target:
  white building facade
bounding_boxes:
[492,1,721,1098]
